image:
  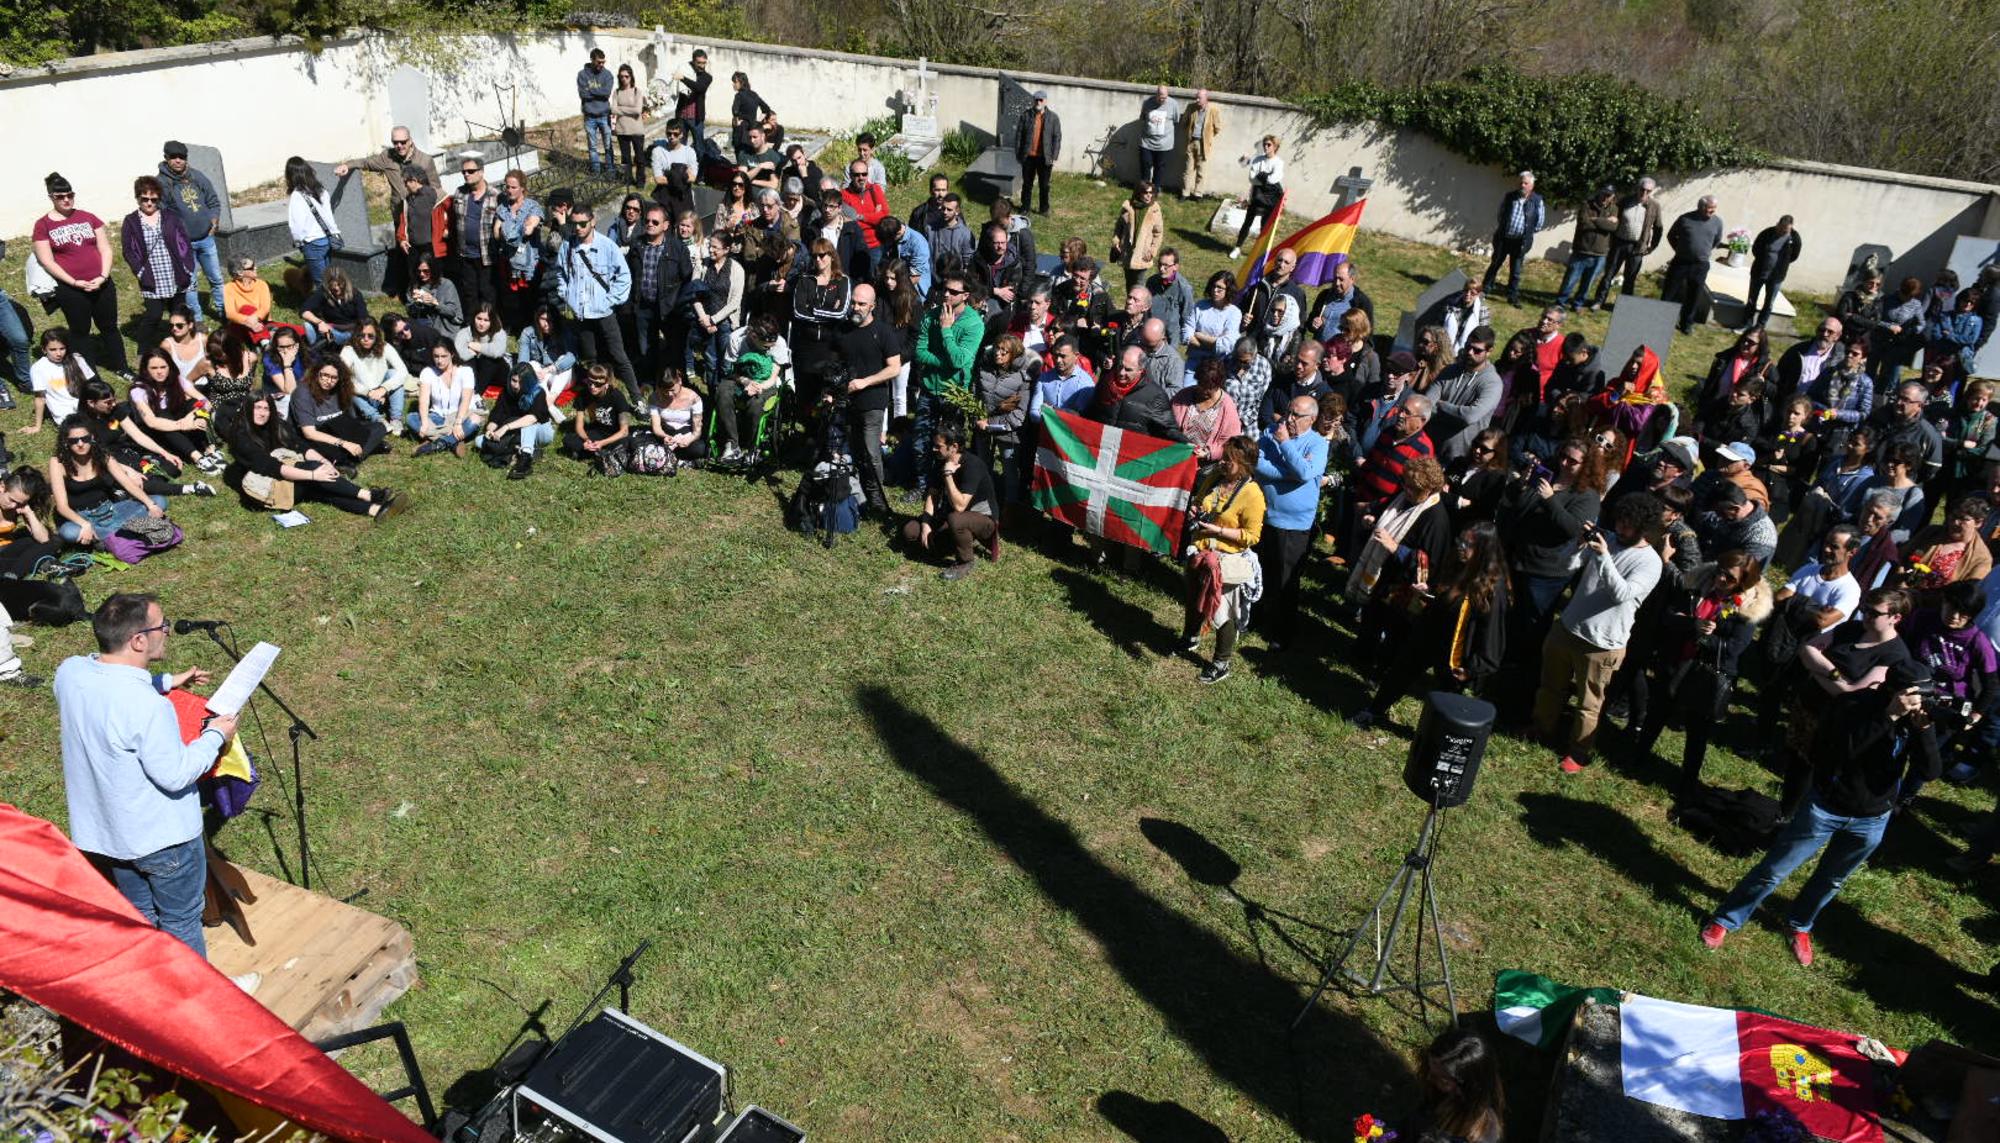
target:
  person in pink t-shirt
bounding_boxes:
[31,172,127,375]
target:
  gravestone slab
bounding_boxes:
[1704,257,1796,334]
[1333,166,1371,210]
[1394,268,1468,353]
[1601,295,1681,379]
[1844,243,1893,293]
[387,66,433,154]
[1945,234,2000,379]
[312,161,377,253]
[183,143,233,234]
[995,73,1036,141]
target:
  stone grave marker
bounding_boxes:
[1945,234,2000,378]
[1600,295,1681,380]
[1843,243,1893,293]
[183,143,234,234]
[900,56,940,145]
[1333,166,1371,210]
[312,160,376,252]
[387,66,433,153]
[1394,267,1468,353]
[965,73,1034,199]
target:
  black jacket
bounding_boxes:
[1750,226,1802,281]
[1087,381,1185,442]
[624,238,694,318]
[1811,694,1941,818]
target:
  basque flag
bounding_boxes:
[1031,409,1198,555]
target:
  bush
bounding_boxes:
[940,129,982,165]
[1299,65,1763,203]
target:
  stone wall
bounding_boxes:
[4,27,1994,293]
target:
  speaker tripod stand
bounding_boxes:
[1291,802,1458,1029]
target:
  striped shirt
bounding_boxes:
[1354,429,1435,508]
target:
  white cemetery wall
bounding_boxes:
[1,27,1992,295]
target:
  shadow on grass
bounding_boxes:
[860,687,1411,1139]
[1050,565,1179,660]
[1139,816,1334,976]
[1514,791,1719,917]
[1096,1090,1229,1142]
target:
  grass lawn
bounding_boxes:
[1,154,1994,1142]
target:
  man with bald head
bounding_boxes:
[1255,391,1332,650]
[1773,315,1844,428]
[1137,317,1182,392]
[1138,85,1180,189]
[1242,248,1306,338]
[839,281,903,515]
[1109,284,1153,356]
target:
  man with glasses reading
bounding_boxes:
[335,126,440,212]
[555,203,639,400]
[54,593,240,959]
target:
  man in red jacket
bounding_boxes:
[840,160,889,272]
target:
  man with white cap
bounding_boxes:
[1013,91,1062,216]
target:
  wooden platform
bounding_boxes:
[204,866,417,1042]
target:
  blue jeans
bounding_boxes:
[354,388,408,426]
[408,409,480,443]
[1712,793,1890,934]
[913,389,947,493]
[483,420,554,455]
[299,237,332,288]
[61,495,170,543]
[186,234,226,320]
[584,114,614,171]
[1556,254,1605,308]
[102,835,209,956]
[0,286,30,391]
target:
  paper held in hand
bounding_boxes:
[206,641,281,716]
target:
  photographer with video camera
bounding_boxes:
[1702,657,1941,967]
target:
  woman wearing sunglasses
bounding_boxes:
[47,417,167,547]
[33,172,128,377]
[120,176,197,356]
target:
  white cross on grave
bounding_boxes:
[1335,166,1373,209]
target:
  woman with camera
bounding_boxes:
[1353,520,1509,729]
[1497,436,1609,637]
[1629,549,1772,801]
[1179,435,1265,685]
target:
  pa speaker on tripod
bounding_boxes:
[1294,691,1494,1027]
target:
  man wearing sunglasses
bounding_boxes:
[335,126,441,211]
[157,141,226,322]
[54,593,241,959]
[1425,325,1502,462]
[555,204,639,399]
[444,157,503,315]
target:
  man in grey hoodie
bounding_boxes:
[1425,324,1502,462]
[157,141,224,322]
[577,48,615,175]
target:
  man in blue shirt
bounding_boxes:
[1255,394,1331,650]
[876,217,932,299]
[1029,337,1095,420]
[556,203,639,399]
[54,593,237,956]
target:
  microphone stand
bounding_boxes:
[197,624,319,891]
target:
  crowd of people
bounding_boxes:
[4,49,1999,1001]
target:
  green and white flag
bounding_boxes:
[1492,969,1619,1049]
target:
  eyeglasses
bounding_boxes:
[65,435,94,446]
[1471,446,1495,456]
[461,167,480,176]
[1467,345,1490,355]
[945,287,968,296]
[392,138,412,147]
[1864,607,1896,619]
[50,192,73,201]
[137,195,160,203]
[135,620,172,637]
[169,322,190,330]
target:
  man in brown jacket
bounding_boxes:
[1181,90,1222,199]
[1556,185,1620,311]
[334,126,440,212]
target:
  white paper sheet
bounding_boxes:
[207,641,281,716]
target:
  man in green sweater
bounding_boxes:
[911,271,983,498]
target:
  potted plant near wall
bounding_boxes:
[1725,227,1752,268]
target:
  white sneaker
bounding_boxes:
[1227,247,1241,259]
[188,481,216,497]
[231,971,261,995]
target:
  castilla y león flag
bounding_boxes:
[1620,993,1886,1143]
[1032,409,1197,555]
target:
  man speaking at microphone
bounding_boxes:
[54,593,238,957]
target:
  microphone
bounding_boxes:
[173,618,226,635]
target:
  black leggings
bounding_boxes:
[295,460,372,515]
[1236,194,1280,247]
[150,425,211,463]
[617,134,647,184]
[51,280,128,371]
[136,295,175,360]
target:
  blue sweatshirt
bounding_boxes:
[1254,428,1329,531]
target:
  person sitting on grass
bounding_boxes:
[1355,520,1510,728]
[477,364,557,481]
[26,327,92,436]
[517,305,576,407]
[410,341,480,457]
[128,348,224,474]
[454,301,513,398]
[0,468,60,578]
[341,319,410,433]
[647,369,708,463]
[226,393,404,520]
[565,363,635,476]
[292,354,388,474]
[71,379,215,499]
[47,417,168,546]
[901,422,999,582]
[1411,1024,1506,1143]
[261,324,307,413]
[1179,435,1265,686]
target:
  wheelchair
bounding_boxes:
[702,325,793,470]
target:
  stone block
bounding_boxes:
[1602,295,1682,379]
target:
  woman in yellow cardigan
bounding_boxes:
[1180,434,1266,684]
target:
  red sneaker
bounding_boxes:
[1699,923,1727,950]
[1789,929,1814,967]
[1558,755,1588,774]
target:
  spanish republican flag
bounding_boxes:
[1237,198,1367,290]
